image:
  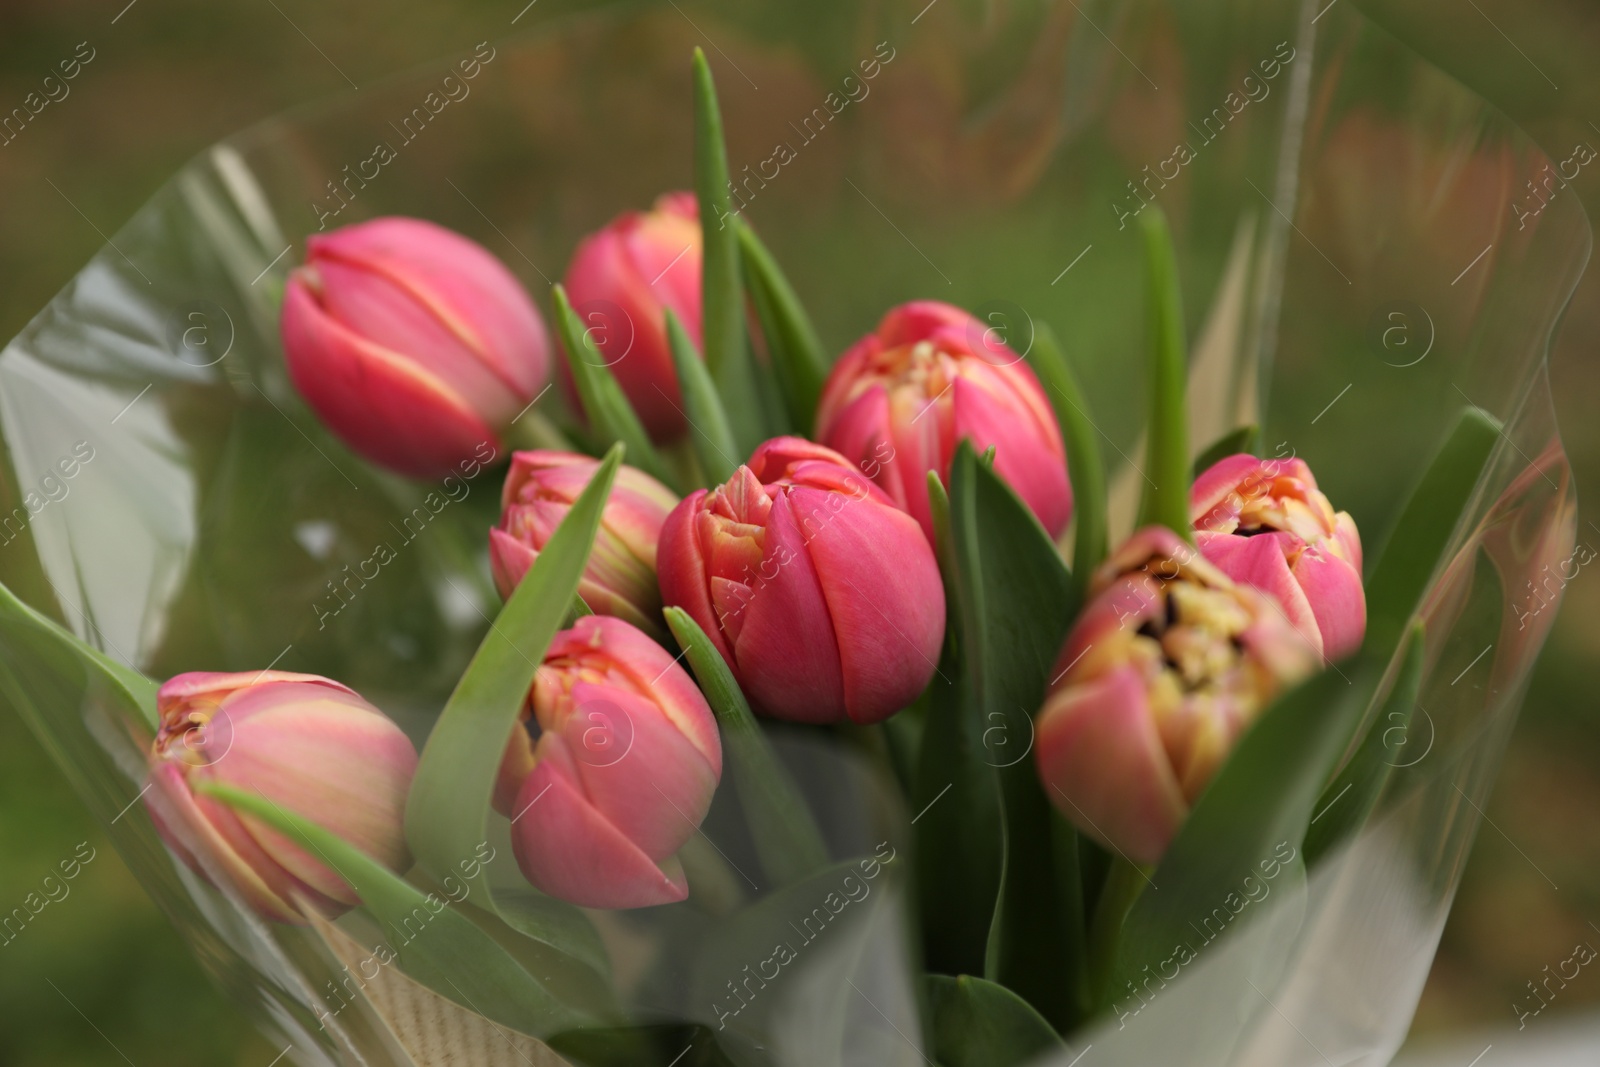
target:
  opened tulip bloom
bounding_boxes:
[1035,528,1316,865]
[145,671,417,924]
[281,216,552,479]
[563,191,703,441]
[493,616,721,909]
[815,300,1072,542]
[659,436,945,725]
[1191,454,1366,661]
[490,451,678,640]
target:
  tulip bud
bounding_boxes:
[658,436,945,725]
[815,300,1072,543]
[1035,527,1316,865]
[562,192,703,441]
[281,216,552,479]
[146,671,418,924]
[1190,454,1366,661]
[492,616,722,909]
[490,451,679,640]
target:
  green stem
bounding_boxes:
[1087,854,1153,1011]
[1134,206,1192,541]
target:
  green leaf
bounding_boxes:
[1364,406,1499,654]
[925,975,1066,1067]
[1134,206,1191,542]
[198,781,591,1036]
[490,885,612,980]
[692,48,765,453]
[946,443,1085,1030]
[0,578,158,731]
[665,309,741,486]
[551,284,673,488]
[736,217,831,429]
[1303,622,1425,866]
[1192,424,1260,477]
[1027,323,1108,600]
[1108,667,1357,998]
[663,606,829,883]
[405,445,620,896]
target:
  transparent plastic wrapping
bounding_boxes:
[0,1,1583,1064]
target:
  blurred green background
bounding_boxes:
[0,0,1597,1063]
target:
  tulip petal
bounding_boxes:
[792,486,944,723]
[510,755,689,909]
[733,492,847,723]
[949,375,1072,538]
[658,489,738,670]
[1294,545,1367,660]
[1036,665,1189,866]
[1196,531,1325,660]
[282,278,502,479]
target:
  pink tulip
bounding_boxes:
[281,216,552,479]
[1190,454,1366,661]
[814,300,1072,543]
[658,436,945,725]
[563,192,703,441]
[490,451,679,640]
[492,616,722,909]
[1035,527,1316,865]
[145,671,418,924]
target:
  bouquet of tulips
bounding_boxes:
[2,49,1506,1067]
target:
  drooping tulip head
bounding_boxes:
[815,300,1072,543]
[493,616,722,909]
[281,216,552,479]
[146,671,418,924]
[1191,454,1366,661]
[562,192,703,441]
[1035,527,1316,865]
[658,436,946,725]
[490,451,679,641]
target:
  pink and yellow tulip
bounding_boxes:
[146,671,418,924]
[815,300,1072,543]
[1035,528,1316,865]
[493,616,722,909]
[490,450,679,639]
[1191,454,1366,661]
[658,436,945,725]
[281,217,551,479]
[562,192,703,441]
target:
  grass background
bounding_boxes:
[0,0,1597,1062]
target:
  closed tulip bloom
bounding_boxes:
[145,671,418,924]
[490,451,679,640]
[1036,528,1316,865]
[563,192,703,441]
[815,300,1072,543]
[1191,454,1366,661]
[658,436,945,725]
[281,216,551,479]
[492,616,722,909]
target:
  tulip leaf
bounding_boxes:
[943,442,1087,1030]
[1134,206,1192,543]
[405,446,618,945]
[198,781,592,1037]
[1027,323,1108,601]
[692,48,766,453]
[551,284,674,488]
[1107,666,1357,1000]
[664,606,830,883]
[1303,622,1425,866]
[736,217,831,429]
[925,974,1067,1067]
[489,885,612,981]
[665,308,741,486]
[1363,406,1500,655]
[1192,424,1260,477]
[0,577,158,732]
